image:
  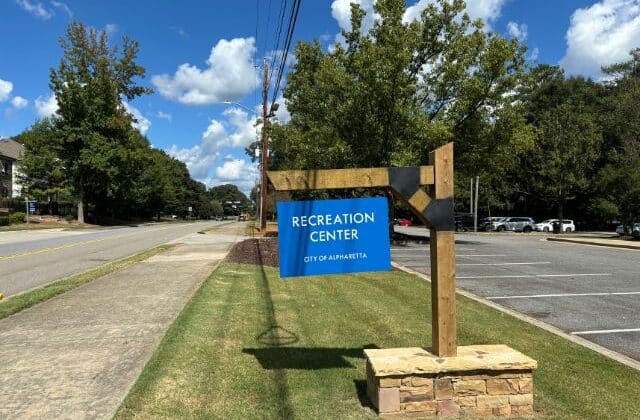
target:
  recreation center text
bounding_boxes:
[291,211,375,242]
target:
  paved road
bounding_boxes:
[392,228,640,362]
[0,221,228,297]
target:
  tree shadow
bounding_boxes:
[242,344,379,370]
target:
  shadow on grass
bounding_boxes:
[243,345,379,370]
[353,379,376,410]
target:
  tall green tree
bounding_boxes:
[49,22,151,222]
[266,0,532,211]
[15,119,70,209]
[530,104,602,225]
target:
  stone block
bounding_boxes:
[412,376,433,387]
[401,400,437,412]
[456,396,477,407]
[434,378,454,400]
[378,387,400,413]
[493,405,512,416]
[512,404,534,416]
[510,393,533,406]
[380,377,401,388]
[401,377,412,386]
[486,379,519,395]
[400,388,433,403]
[518,377,533,393]
[461,406,493,416]
[476,395,509,409]
[437,400,460,417]
[453,379,486,396]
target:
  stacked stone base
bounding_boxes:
[365,345,537,418]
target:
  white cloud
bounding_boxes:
[122,101,151,135]
[560,0,640,77]
[507,21,527,41]
[104,23,118,36]
[528,47,539,62]
[10,96,28,109]
[152,37,259,105]
[35,94,58,118]
[215,158,258,181]
[156,110,172,121]
[272,95,291,123]
[0,79,13,101]
[51,1,72,18]
[15,0,53,20]
[170,26,188,38]
[403,0,507,29]
[331,0,377,33]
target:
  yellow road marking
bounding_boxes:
[0,225,179,262]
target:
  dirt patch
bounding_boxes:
[225,238,279,267]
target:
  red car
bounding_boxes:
[393,218,412,226]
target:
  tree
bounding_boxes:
[530,104,602,226]
[208,184,251,215]
[49,22,151,223]
[15,119,71,210]
[265,0,532,213]
[590,49,640,225]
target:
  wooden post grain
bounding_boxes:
[429,143,457,357]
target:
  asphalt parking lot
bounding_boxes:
[391,228,640,362]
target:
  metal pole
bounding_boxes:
[474,176,479,232]
[25,199,29,224]
[469,178,473,215]
[260,60,269,231]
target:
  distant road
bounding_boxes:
[0,221,232,298]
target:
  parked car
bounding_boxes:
[454,213,474,232]
[617,223,640,237]
[535,219,575,233]
[491,217,536,232]
[480,217,505,232]
[393,218,412,226]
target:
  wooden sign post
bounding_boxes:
[268,143,457,357]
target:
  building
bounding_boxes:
[0,138,24,199]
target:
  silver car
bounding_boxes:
[492,217,536,233]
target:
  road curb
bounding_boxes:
[391,261,640,373]
[547,237,640,251]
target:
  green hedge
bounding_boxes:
[0,216,9,226]
[9,212,26,224]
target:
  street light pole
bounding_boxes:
[261,60,269,232]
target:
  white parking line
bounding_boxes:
[458,273,611,279]
[457,254,507,257]
[573,328,640,336]
[457,262,551,266]
[488,291,640,300]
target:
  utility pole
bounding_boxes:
[474,176,479,232]
[260,60,269,232]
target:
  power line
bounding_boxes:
[262,0,274,56]
[268,0,288,88]
[270,0,301,107]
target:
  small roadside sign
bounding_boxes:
[276,197,391,278]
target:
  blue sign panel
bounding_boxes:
[277,197,391,278]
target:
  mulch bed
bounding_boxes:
[225,238,279,267]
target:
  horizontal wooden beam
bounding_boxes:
[268,166,434,191]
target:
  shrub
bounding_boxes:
[9,212,26,224]
[0,216,9,226]
[65,214,74,222]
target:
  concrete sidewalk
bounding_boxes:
[0,223,245,419]
[547,235,640,250]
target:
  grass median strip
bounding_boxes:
[0,245,171,320]
[116,263,640,419]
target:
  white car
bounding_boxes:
[535,219,575,233]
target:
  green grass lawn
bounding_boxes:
[116,263,640,419]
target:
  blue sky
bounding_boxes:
[2,0,639,193]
